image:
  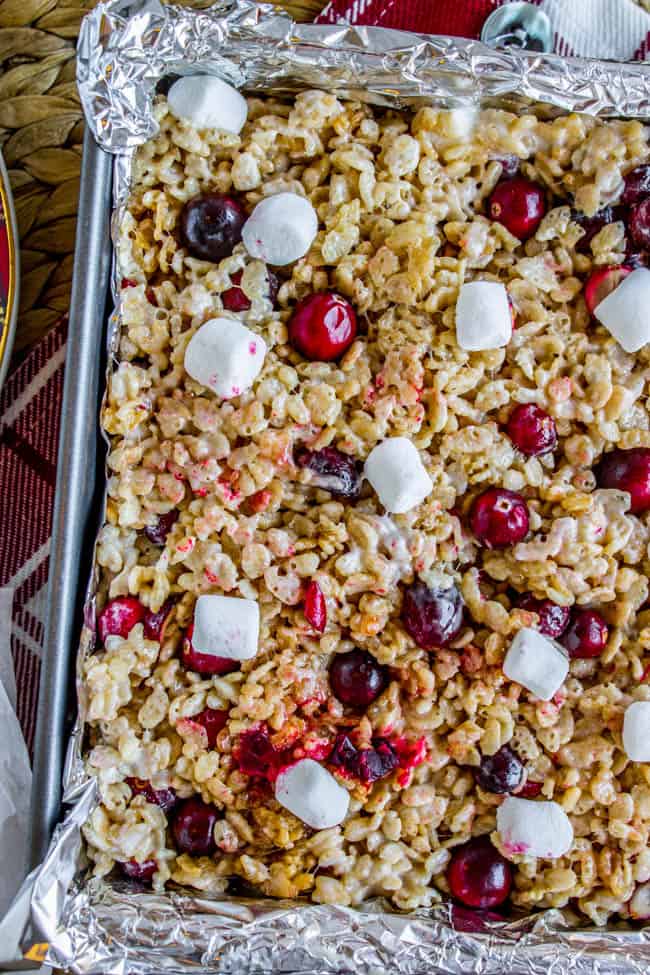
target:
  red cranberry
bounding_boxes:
[515,593,570,639]
[180,193,246,263]
[488,178,546,240]
[144,509,179,545]
[172,797,217,855]
[296,446,362,501]
[143,599,174,642]
[516,779,543,798]
[584,264,632,315]
[182,623,239,676]
[595,447,650,515]
[247,488,272,513]
[469,488,529,549]
[622,164,650,205]
[97,596,145,644]
[401,580,463,650]
[121,858,157,882]
[475,745,524,794]
[574,206,625,254]
[304,580,326,632]
[329,649,388,709]
[222,268,279,311]
[236,726,278,779]
[629,200,650,249]
[194,707,229,748]
[126,777,178,814]
[506,404,557,457]
[121,277,137,288]
[288,292,356,361]
[561,608,608,659]
[447,837,512,909]
[329,734,398,784]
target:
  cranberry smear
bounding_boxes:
[488,177,546,240]
[172,797,218,855]
[561,608,608,659]
[506,404,557,457]
[194,707,229,748]
[97,596,145,644]
[329,734,398,784]
[516,779,543,798]
[304,580,327,632]
[622,164,650,206]
[182,623,239,676]
[143,599,175,642]
[296,446,362,501]
[180,193,246,263]
[469,488,529,549]
[515,593,570,639]
[288,292,357,361]
[144,509,179,546]
[236,726,280,779]
[584,265,632,315]
[329,649,388,709]
[595,446,650,514]
[121,859,157,883]
[447,836,512,909]
[629,200,650,249]
[401,580,464,650]
[126,777,178,814]
[475,745,524,795]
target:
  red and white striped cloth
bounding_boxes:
[2,0,650,756]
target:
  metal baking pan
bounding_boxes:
[29,131,112,867]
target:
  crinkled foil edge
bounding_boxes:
[30,0,650,971]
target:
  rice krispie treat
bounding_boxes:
[82,76,650,925]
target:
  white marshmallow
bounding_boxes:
[622,701,650,761]
[167,75,247,134]
[594,267,650,353]
[364,437,433,514]
[630,881,650,919]
[497,796,573,859]
[184,317,266,399]
[242,193,318,266]
[455,281,512,351]
[275,759,349,829]
[502,627,568,701]
[193,594,259,661]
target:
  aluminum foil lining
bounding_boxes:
[30,0,650,971]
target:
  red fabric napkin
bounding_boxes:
[3,0,650,753]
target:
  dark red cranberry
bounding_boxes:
[475,745,524,794]
[304,580,326,632]
[172,797,217,855]
[126,777,178,814]
[329,649,388,709]
[622,164,650,205]
[121,277,137,288]
[182,623,239,676]
[506,404,557,457]
[247,488,272,513]
[236,727,278,779]
[451,905,505,932]
[180,193,246,263]
[469,488,529,549]
[584,264,632,315]
[143,599,174,642]
[144,509,179,545]
[401,580,463,650]
[97,596,145,644]
[222,268,279,311]
[629,199,650,249]
[515,593,570,639]
[595,447,650,514]
[624,237,650,269]
[574,206,625,254]
[488,178,546,240]
[561,608,608,659]
[447,837,512,909]
[329,734,398,784]
[516,779,543,798]
[194,707,229,748]
[121,858,157,882]
[295,446,362,501]
[288,292,357,361]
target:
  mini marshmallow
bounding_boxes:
[456,281,511,351]
[364,437,433,514]
[497,796,573,859]
[184,317,266,399]
[167,76,247,134]
[622,701,650,761]
[193,594,259,661]
[275,759,350,829]
[242,192,318,266]
[502,627,568,701]
[594,267,650,353]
